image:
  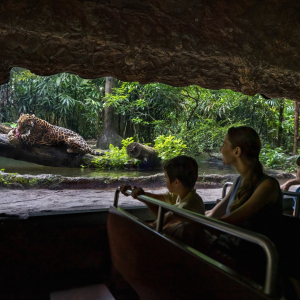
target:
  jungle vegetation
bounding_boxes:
[0,67,299,171]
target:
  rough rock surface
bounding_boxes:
[0,170,295,217]
[0,169,294,190]
[0,177,297,218]
[0,188,221,218]
[1,1,300,100]
[0,171,234,190]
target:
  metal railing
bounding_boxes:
[282,190,300,218]
[221,182,233,198]
[113,188,278,296]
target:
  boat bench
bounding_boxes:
[50,284,115,300]
[107,188,279,300]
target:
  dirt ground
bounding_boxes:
[0,176,297,218]
[0,187,224,217]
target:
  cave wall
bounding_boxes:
[1,0,300,100]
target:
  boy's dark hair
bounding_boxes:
[297,156,300,166]
[163,155,198,189]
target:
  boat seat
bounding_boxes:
[50,284,115,300]
[107,205,275,300]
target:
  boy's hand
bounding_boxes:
[120,184,132,196]
[131,186,145,199]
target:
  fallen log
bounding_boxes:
[126,142,161,170]
[0,123,12,134]
[0,133,105,168]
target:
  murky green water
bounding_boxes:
[0,155,236,177]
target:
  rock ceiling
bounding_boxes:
[1,0,300,100]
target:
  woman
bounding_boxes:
[204,126,283,285]
[206,126,282,236]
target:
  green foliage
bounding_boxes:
[179,119,243,155]
[92,138,139,169]
[259,145,298,171]
[154,135,187,162]
[0,169,8,186]
[2,122,17,128]
[0,170,19,187]
[106,82,182,142]
[1,68,300,171]
[2,68,106,138]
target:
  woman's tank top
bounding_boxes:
[225,173,282,237]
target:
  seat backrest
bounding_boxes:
[273,215,300,280]
[107,206,274,300]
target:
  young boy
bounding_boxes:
[281,156,300,216]
[120,155,205,230]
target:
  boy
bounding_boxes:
[281,156,300,216]
[120,155,205,230]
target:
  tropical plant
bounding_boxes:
[154,135,187,162]
[1,68,299,171]
[259,145,298,171]
[7,68,106,138]
[91,137,137,169]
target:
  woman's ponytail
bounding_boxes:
[226,126,264,212]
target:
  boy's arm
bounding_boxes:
[120,185,167,216]
[140,188,173,216]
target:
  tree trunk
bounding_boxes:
[293,100,299,155]
[126,142,160,169]
[277,98,284,147]
[0,133,105,168]
[97,77,122,149]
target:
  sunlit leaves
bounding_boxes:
[154,135,187,162]
[92,137,135,169]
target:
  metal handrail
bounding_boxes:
[282,190,300,218]
[114,188,278,296]
[222,182,233,198]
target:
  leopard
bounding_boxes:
[9,113,102,156]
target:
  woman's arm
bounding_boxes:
[281,166,300,190]
[205,183,234,218]
[221,178,279,226]
[281,178,300,190]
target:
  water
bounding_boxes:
[0,155,236,177]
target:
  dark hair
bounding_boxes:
[227,126,264,212]
[163,155,198,189]
[296,156,300,167]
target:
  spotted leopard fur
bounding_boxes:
[14,114,102,155]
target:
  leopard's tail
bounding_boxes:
[89,149,104,156]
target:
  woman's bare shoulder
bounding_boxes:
[260,175,279,188]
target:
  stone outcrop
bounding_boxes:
[0,170,294,190]
[0,1,300,100]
